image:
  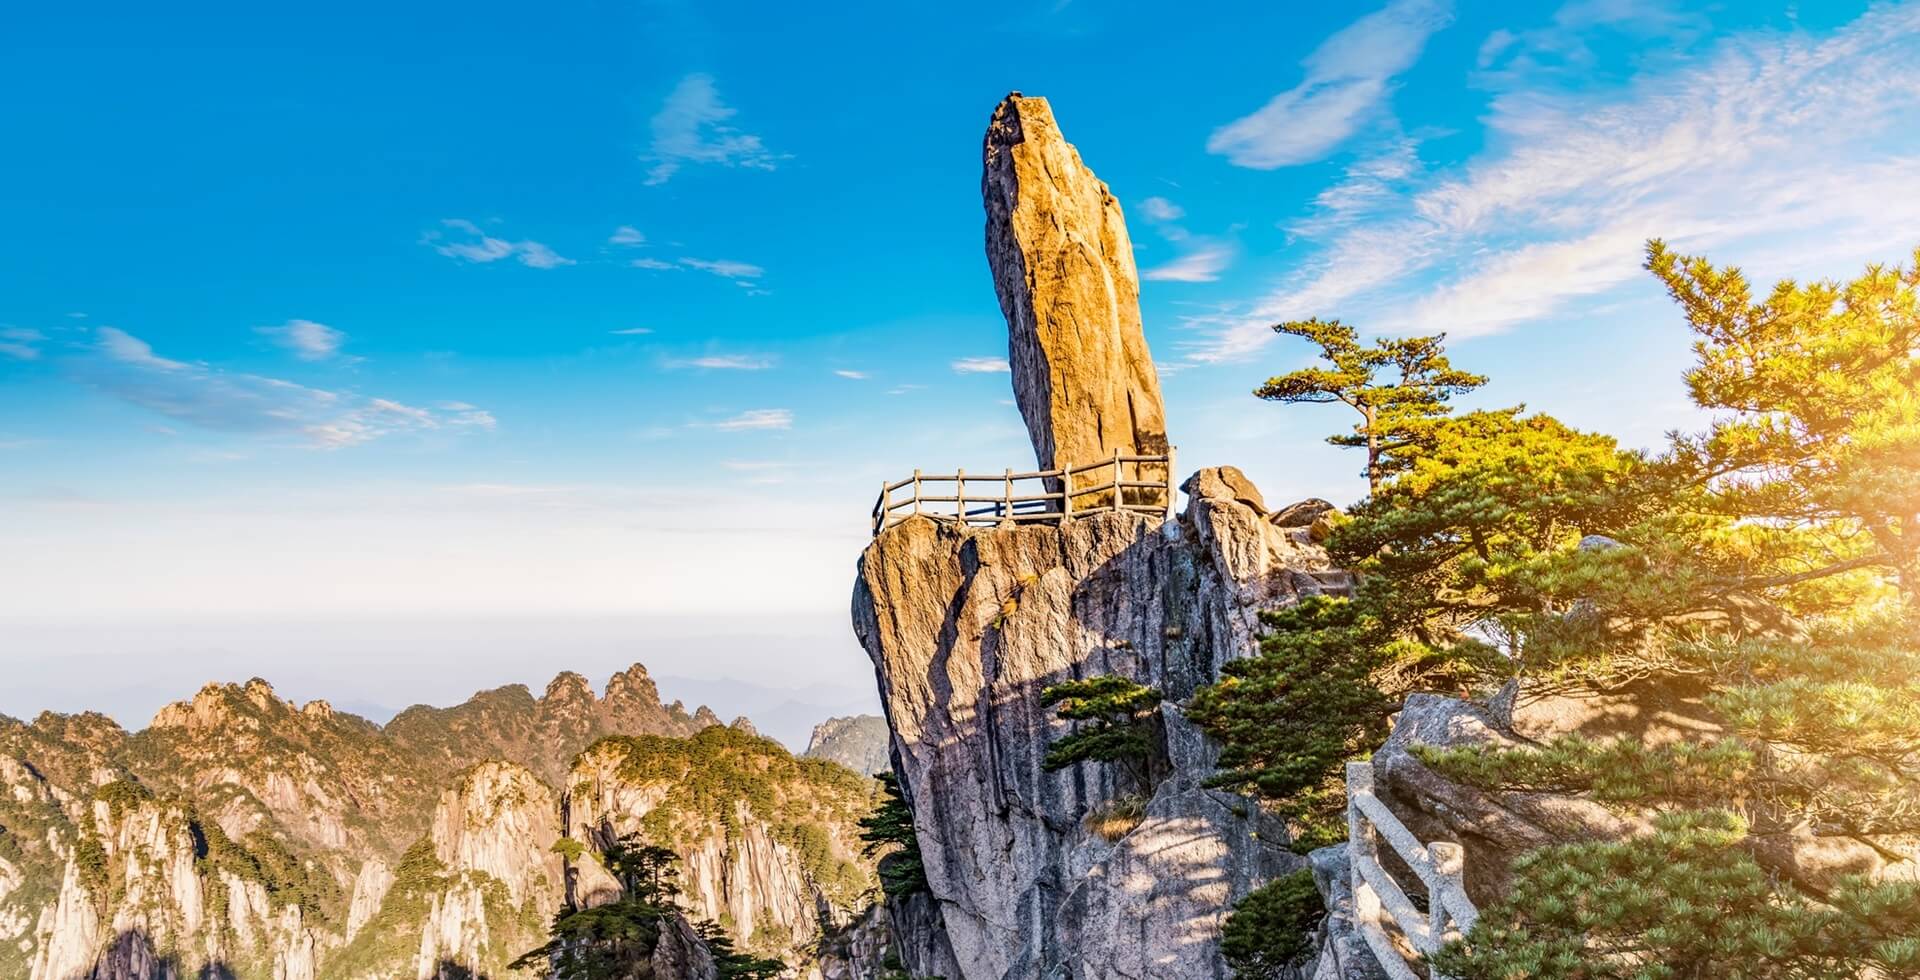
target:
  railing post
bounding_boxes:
[912,469,922,516]
[1111,448,1122,512]
[1004,468,1013,520]
[1165,445,1177,520]
[1061,462,1073,521]
[956,468,966,525]
[876,480,889,536]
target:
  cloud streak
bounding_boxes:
[700,408,793,431]
[256,319,346,361]
[1191,3,1920,361]
[951,357,1011,374]
[644,74,783,185]
[74,328,491,449]
[424,219,573,269]
[1207,0,1451,169]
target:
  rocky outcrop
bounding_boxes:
[804,715,891,776]
[853,468,1351,979]
[983,93,1168,480]
[566,726,880,967]
[385,664,719,787]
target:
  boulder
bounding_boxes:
[983,93,1169,484]
[1271,498,1336,528]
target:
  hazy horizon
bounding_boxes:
[0,611,879,750]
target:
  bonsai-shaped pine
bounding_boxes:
[1220,869,1327,978]
[512,831,685,979]
[858,772,928,898]
[694,920,786,980]
[1039,675,1161,788]
[1256,319,1487,493]
[1414,243,1920,976]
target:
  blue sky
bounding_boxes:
[4,0,1919,729]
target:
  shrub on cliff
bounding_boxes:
[858,771,926,898]
[1038,675,1161,788]
[1220,869,1325,978]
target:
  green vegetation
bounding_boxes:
[516,831,790,980]
[1038,675,1161,787]
[858,772,926,898]
[321,838,449,980]
[581,725,878,912]
[696,920,787,979]
[1215,242,1920,974]
[1220,870,1325,979]
[1255,318,1487,492]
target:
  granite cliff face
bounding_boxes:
[846,92,1368,980]
[983,93,1168,481]
[854,474,1350,979]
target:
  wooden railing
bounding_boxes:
[872,448,1177,536]
[1346,761,1479,980]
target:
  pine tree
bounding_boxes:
[1415,244,1920,975]
[512,831,686,980]
[1037,675,1162,788]
[1255,319,1488,492]
[858,772,927,898]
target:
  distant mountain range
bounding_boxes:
[0,663,888,980]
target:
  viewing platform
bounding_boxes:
[872,448,1177,536]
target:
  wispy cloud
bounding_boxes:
[699,408,793,431]
[951,357,1011,374]
[74,328,489,449]
[423,219,573,269]
[887,384,925,396]
[679,258,763,279]
[667,354,774,371]
[1145,245,1235,283]
[631,258,676,270]
[833,369,869,380]
[609,225,646,245]
[1191,3,1920,361]
[1139,196,1185,222]
[610,327,654,335]
[0,327,45,361]
[644,74,783,186]
[1135,196,1235,282]
[256,319,346,361]
[1207,0,1452,169]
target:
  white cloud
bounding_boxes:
[951,357,1011,374]
[887,384,925,396]
[631,258,676,270]
[833,369,869,380]
[77,328,489,449]
[1139,196,1184,222]
[610,327,655,335]
[609,225,646,245]
[700,408,793,431]
[667,354,774,370]
[1191,3,1920,360]
[424,219,574,269]
[644,74,782,186]
[256,319,346,361]
[679,257,764,279]
[1144,244,1235,283]
[1208,0,1452,168]
[0,327,44,361]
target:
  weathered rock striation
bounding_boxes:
[853,471,1352,979]
[984,93,1168,482]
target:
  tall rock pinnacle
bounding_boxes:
[983,93,1169,483]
